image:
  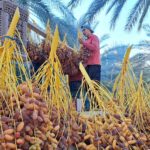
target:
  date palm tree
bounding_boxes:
[16,0,78,46]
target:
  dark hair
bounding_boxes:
[81,25,94,33]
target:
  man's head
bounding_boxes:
[81,25,93,37]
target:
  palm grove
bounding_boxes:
[16,0,150,87]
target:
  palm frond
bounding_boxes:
[53,17,78,46]
[106,0,118,14]
[17,0,52,21]
[100,34,110,43]
[92,21,99,30]
[101,44,108,49]
[16,0,27,5]
[110,0,127,29]
[33,0,78,45]
[16,0,77,46]
[125,0,145,31]
[50,0,76,24]
[100,34,110,50]
[135,41,150,48]
[138,1,150,30]
[29,2,53,24]
[143,24,150,33]
[67,0,82,9]
[81,0,111,25]
[45,15,78,46]
[78,15,85,26]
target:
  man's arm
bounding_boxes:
[82,36,99,51]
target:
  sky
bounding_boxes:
[63,0,150,54]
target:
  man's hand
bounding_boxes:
[79,38,84,44]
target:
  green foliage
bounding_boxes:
[16,0,78,46]
[68,0,150,30]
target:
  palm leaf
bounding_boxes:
[17,0,52,21]
[100,34,110,43]
[135,41,150,48]
[110,0,127,29]
[54,18,78,46]
[125,0,145,31]
[67,0,83,9]
[101,44,108,49]
[16,0,77,46]
[50,0,76,23]
[81,0,111,25]
[16,0,27,5]
[138,0,150,30]
[45,16,77,46]
[106,0,118,14]
[29,3,55,29]
[92,21,99,30]
[143,24,150,33]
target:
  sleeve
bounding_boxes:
[82,36,99,51]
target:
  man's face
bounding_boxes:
[82,28,91,37]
